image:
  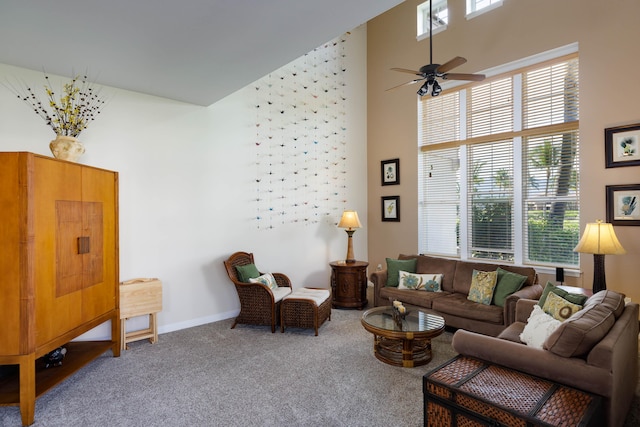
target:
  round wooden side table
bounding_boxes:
[329,260,369,309]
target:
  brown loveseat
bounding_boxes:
[452,291,639,427]
[370,254,542,336]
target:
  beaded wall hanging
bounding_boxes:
[253,33,350,229]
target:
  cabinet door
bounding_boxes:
[34,158,84,346]
[33,158,117,346]
[337,270,361,300]
[79,165,117,323]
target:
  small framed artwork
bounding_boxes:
[605,123,640,168]
[381,196,400,222]
[381,158,400,186]
[606,184,640,226]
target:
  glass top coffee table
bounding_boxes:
[361,306,445,368]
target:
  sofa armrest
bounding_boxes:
[451,329,611,397]
[514,299,537,323]
[369,270,387,307]
[503,284,543,325]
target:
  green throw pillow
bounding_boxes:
[385,258,417,287]
[538,281,588,308]
[467,270,498,305]
[236,263,260,282]
[492,267,527,307]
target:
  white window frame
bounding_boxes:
[466,0,503,20]
[417,0,448,41]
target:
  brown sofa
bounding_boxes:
[370,254,542,336]
[452,291,639,427]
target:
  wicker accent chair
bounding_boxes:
[223,251,292,333]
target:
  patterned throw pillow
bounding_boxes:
[542,291,583,321]
[467,270,498,305]
[538,281,588,308]
[397,271,443,292]
[249,273,279,290]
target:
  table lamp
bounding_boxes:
[573,220,626,293]
[338,210,362,263]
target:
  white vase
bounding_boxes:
[49,135,85,162]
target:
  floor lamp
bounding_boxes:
[574,220,626,294]
[338,210,362,263]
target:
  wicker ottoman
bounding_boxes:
[423,355,603,427]
[280,288,331,336]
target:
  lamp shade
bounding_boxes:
[338,210,362,230]
[573,220,626,255]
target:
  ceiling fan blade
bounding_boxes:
[442,73,486,81]
[385,79,424,91]
[391,67,423,76]
[436,56,467,74]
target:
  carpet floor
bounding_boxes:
[1,308,638,426]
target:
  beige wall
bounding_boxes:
[367,0,640,303]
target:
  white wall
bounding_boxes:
[0,26,368,338]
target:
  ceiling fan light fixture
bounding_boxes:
[417,82,429,96]
[431,80,442,96]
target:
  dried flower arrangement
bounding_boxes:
[8,72,106,137]
[391,300,408,329]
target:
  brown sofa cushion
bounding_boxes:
[432,293,504,324]
[544,304,616,357]
[584,290,625,318]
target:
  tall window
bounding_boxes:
[466,0,503,19]
[419,54,580,268]
[417,0,448,39]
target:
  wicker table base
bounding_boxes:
[361,307,445,368]
[423,355,603,427]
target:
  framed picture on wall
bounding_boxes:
[381,196,400,222]
[605,124,640,168]
[606,184,640,226]
[381,158,400,185]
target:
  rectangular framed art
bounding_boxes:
[605,123,640,168]
[606,184,640,226]
[381,196,400,222]
[381,158,400,185]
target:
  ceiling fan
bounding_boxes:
[388,0,485,97]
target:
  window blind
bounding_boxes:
[467,140,514,261]
[419,147,461,256]
[418,54,580,267]
[468,77,513,138]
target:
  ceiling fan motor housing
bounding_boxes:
[419,64,440,76]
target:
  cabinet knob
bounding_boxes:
[77,236,90,254]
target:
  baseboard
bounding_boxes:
[158,309,240,335]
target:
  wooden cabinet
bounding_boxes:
[330,261,369,309]
[0,152,120,426]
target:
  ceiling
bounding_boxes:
[0,0,404,106]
